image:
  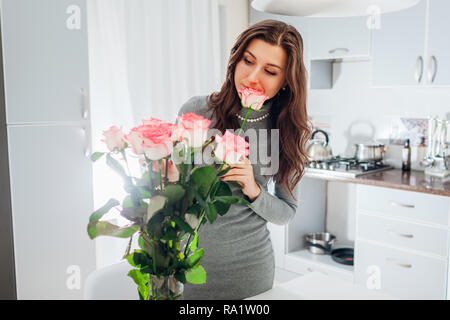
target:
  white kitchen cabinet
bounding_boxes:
[372,0,450,87]
[7,125,96,299]
[371,0,427,87]
[355,184,450,299]
[1,0,90,123]
[1,0,96,299]
[308,16,371,60]
[426,0,450,86]
[355,239,447,300]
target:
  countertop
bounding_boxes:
[246,271,394,300]
[305,168,450,197]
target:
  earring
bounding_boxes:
[282,87,286,91]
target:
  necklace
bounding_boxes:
[235,112,270,123]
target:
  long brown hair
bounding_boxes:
[206,19,310,199]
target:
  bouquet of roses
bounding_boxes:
[86,87,269,300]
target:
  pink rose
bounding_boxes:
[214,130,249,164]
[151,159,180,182]
[124,120,176,160]
[237,87,270,111]
[101,125,127,152]
[176,113,212,148]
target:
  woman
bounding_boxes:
[177,19,310,299]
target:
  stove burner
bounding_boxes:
[307,157,392,177]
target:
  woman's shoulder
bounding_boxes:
[177,95,212,119]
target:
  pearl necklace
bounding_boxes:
[235,112,270,123]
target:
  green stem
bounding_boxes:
[237,108,252,137]
[152,239,157,275]
[158,159,163,190]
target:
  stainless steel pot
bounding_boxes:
[307,129,333,161]
[353,142,388,162]
[305,232,336,254]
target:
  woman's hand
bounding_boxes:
[219,156,261,202]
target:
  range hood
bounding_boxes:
[251,0,422,17]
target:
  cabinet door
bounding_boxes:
[308,16,371,60]
[426,0,450,86]
[371,0,427,87]
[355,240,447,299]
[1,0,89,123]
[7,125,96,299]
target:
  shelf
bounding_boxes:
[284,248,354,283]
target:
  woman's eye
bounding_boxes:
[244,58,253,64]
[266,70,276,76]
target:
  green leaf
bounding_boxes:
[88,198,119,223]
[189,233,199,252]
[87,221,139,239]
[145,195,167,225]
[174,270,187,284]
[190,166,216,199]
[161,224,178,241]
[146,211,165,235]
[211,181,232,215]
[160,184,186,204]
[173,215,195,235]
[214,180,232,197]
[186,204,202,216]
[90,152,105,162]
[186,265,206,284]
[127,269,149,300]
[212,200,230,216]
[206,202,217,223]
[186,248,204,267]
[126,250,151,269]
[214,196,253,207]
[106,153,132,185]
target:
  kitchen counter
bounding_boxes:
[305,168,450,197]
[246,271,394,300]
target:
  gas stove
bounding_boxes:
[305,157,393,178]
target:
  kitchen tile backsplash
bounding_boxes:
[389,117,428,147]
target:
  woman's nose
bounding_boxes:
[247,68,260,85]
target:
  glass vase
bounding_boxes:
[149,274,184,300]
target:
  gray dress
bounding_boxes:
[176,95,301,300]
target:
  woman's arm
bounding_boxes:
[249,177,301,226]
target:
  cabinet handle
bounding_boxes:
[388,230,414,239]
[389,201,415,209]
[328,47,349,55]
[427,55,438,84]
[386,258,412,269]
[83,126,91,158]
[81,88,89,120]
[414,56,424,83]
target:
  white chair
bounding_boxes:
[84,260,138,300]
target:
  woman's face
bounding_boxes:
[234,38,287,100]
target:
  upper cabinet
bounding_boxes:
[371,0,450,87]
[371,0,427,87]
[0,0,90,123]
[426,0,450,86]
[308,16,371,60]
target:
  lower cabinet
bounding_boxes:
[354,239,447,299]
[355,184,450,300]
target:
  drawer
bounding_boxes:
[354,240,447,299]
[357,213,449,257]
[357,185,450,226]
